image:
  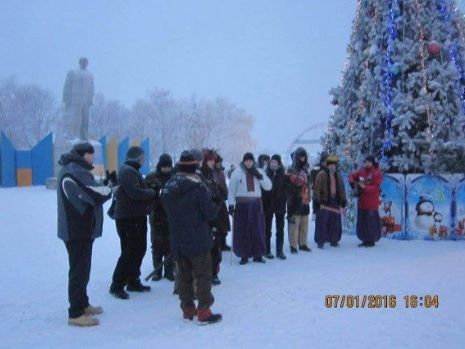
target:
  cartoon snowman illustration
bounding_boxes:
[414,196,436,230]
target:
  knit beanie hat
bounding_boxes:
[125,146,144,164]
[158,153,173,168]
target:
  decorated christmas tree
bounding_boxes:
[324,0,465,173]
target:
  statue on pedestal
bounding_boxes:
[62,57,94,141]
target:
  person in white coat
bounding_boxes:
[228,152,272,265]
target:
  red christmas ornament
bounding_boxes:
[428,41,441,55]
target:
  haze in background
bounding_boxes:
[1,0,357,156]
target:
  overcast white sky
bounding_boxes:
[1,1,358,155]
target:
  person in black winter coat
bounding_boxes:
[109,146,156,300]
[262,154,287,260]
[57,142,112,327]
[161,151,222,324]
[201,149,227,286]
[145,154,174,282]
[213,154,232,251]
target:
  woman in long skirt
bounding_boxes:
[349,156,383,247]
[313,156,347,248]
[228,153,272,264]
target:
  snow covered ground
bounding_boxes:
[1,187,465,349]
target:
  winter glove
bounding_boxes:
[250,167,263,180]
[103,170,118,186]
[228,205,235,216]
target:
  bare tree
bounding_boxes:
[0,77,58,148]
[89,93,130,140]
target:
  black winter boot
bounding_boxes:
[127,279,151,292]
[276,252,287,260]
[109,287,130,300]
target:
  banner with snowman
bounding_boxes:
[379,174,409,240]
[452,175,465,240]
[406,174,453,240]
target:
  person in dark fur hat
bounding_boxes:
[313,156,347,248]
[213,153,232,251]
[200,149,226,286]
[145,154,175,282]
[161,150,222,324]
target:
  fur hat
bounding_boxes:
[326,155,339,165]
[243,152,255,162]
[202,149,217,162]
[364,155,379,167]
[270,154,282,164]
[72,142,94,157]
[177,150,198,174]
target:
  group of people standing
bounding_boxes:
[56,142,383,327]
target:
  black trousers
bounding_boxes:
[177,253,214,310]
[65,239,93,319]
[265,212,285,254]
[111,216,148,289]
[150,230,174,276]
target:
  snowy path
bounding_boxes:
[0,187,464,349]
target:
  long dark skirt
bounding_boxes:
[356,209,382,243]
[314,196,342,244]
[233,198,266,258]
